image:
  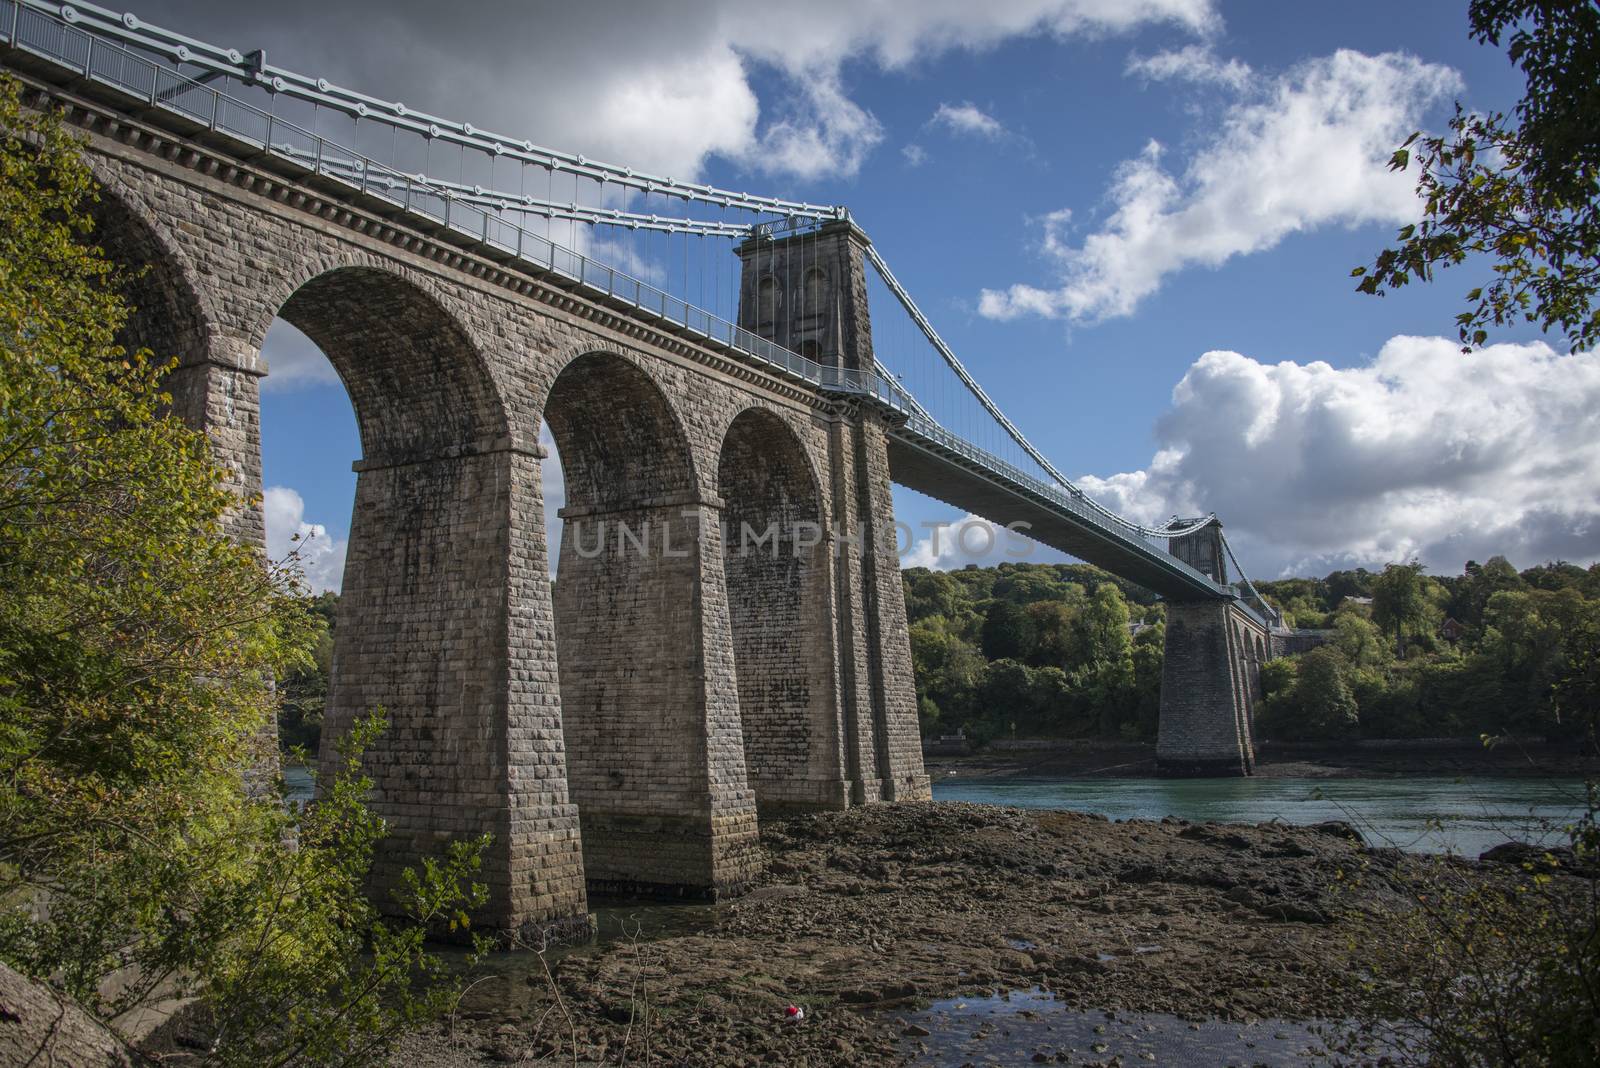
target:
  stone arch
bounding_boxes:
[83,165,219,370]
[81,174,264,545]
[718,406,843,813]
[541,350,754,895]
[538,349,696,511]
[264,265,524,913]
[1237,620,1257,709]
[273,265,508,465]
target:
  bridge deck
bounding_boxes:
[886,426,1232,601]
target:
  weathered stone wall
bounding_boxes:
[718,409,846,812]
[1156,600,1270,777]
[735,222,930,804]
[853,412,932,801]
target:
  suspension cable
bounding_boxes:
[861,244,1214,540]
[44,0,845,221]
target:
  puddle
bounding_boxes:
[436,897,723,1022]
[896,987,1342,1066]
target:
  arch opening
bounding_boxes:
[266,267,514,911]
[717,408,841,813]
[542,351,736,894]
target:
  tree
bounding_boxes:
[981,598,1039,662]
[1258,649,1360,742]
[1355,1,1600,350]
[1451,555,1525,628]
[1372,561,1435,659]
[1333,608,1392,671]
[0,77,482,1062]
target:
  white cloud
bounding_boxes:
[134,0,1218,181]
[260,318,339,392]
[1077,337,1600,577]
[931,102,1006,139]
[264,486,348,593]
[902,143,929,167]
[1125,43,1251,90]
[980,49,1461,322]
[741,75,883,180]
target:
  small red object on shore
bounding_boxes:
[785,1005,804,1022]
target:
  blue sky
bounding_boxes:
[123,0,1596,591]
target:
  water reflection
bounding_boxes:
[897,987,1341,1066]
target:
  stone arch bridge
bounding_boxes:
[3,10,1273,939]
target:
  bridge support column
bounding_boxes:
[1156,600,1257,777]
[826,406,932,804]
[326,443,589,939]
[165,349,267,548]
[554,498,761,899]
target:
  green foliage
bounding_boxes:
[279,592,336,756]
[192,717,491,1067]
[0,76,484,1063]
[1372,561,1442,659]
[1354,1,1600,350]
[906,554,1599,748]
[1259,657,1298,700]
[1257,648,1360,742]
[980,599,1038,662]
[903,562,1159,742]
[1333,783,1600,1066]
[1261,556,1600,744]
[1333,608,1392,670]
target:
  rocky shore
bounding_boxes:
[396,801,1505,1067]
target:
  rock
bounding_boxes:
[1309,821,1363,843]
[1479,841,1573,869]
[0,962,138,1067]
[903,1023,931,1037]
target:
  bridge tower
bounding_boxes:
[735,219,875,370]
[734,222,931,808]
[1156,520,1263,777]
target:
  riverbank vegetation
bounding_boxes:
[898,556,1600,751]
[1333,788,1600,1066]
[0,77,482,1064]
[1255,558,1600,745]
[902,563,1166,744]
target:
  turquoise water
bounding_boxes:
[932,774,1590,856]
[285,764,1588,856]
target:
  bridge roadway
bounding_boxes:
[885,424,1225,601]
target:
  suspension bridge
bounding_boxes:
[2,0,1286,934]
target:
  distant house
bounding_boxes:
[1343,596,1374,608]
[1440,616,1466,643]
[1127,621,1151,638]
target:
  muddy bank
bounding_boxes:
[395,801,1512,1067]
[927,738,1599,781]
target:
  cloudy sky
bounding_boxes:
[122,0,1595,589]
